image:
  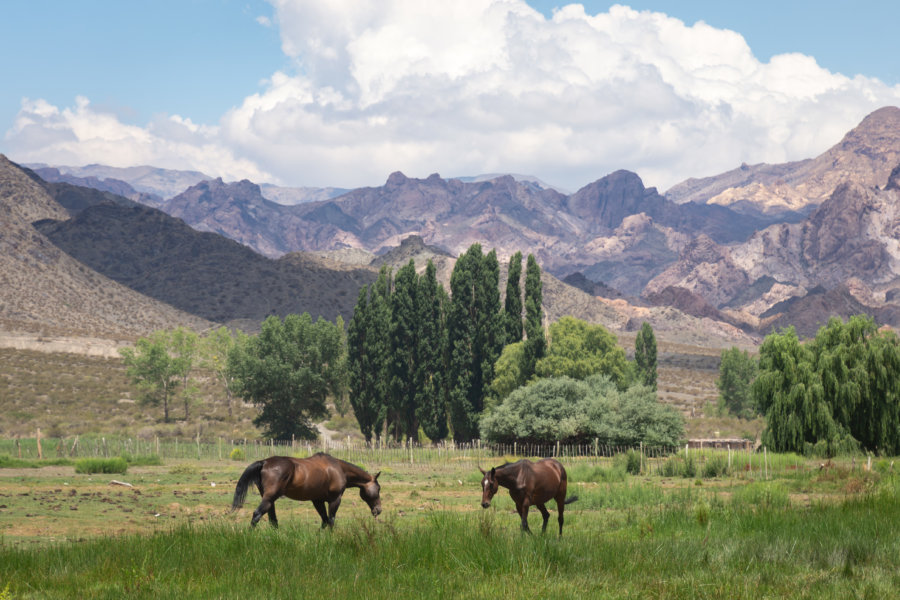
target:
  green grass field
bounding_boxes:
[1,453,898,598]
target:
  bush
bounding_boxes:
[75,457,128,474]
[702,454,729,478]
[229,447,246,461]
[121,453,162,466]
[624,449,642,475]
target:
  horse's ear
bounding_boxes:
[479,467,486,475]
[374,471,381,482]
[490,467,496,477]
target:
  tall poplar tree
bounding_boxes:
[522,253,546,381]
[447,244,505,441]
[416,260,449,442]
[370,265,393,438]
[347,285,382,442]
[634,322,658,391]
[503,251,524,344]
[390,260,419,440]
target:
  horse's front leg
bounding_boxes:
[327,495,343,527]
[517,501,532,534]
[312,500,330,529]
[536,504,550,534]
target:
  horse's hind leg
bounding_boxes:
[536,504,550,534]
[267,503,278,528]
[313,500,330,529]
[556,497,565,536]
[251,496,277,527]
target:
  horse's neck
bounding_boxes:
[339,462,371,487]
[495,463,526,489]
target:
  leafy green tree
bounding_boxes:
[199,326,242,419]
[169,327,199,420]
[120,329,189,423]
[415,260,449,442]
[229,313,344,440]
[716,347,758,418]
[522,253,546,380]
[535,316,632,389]
[634,322,657,391]
[488,341,527,407]
[503,251,523,344]
[390,260,419,440]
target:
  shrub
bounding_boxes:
[229,448,246,461]
[75,457,128,474]
[121,453,162,466]
[702,455,729,478]
[624,449,642,475]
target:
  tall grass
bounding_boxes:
[3,482,899,599]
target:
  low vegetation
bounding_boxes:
[0,452,897,598]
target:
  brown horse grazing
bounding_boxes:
[480,458,578,535]
[231,452,381,528]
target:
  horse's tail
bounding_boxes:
[564,495,579,504]
[231,460,264,511]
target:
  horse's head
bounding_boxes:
[360,471,382,517]
[479,467,498,508]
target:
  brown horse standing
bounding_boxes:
[480,458,578,535]
[231,452,381,528]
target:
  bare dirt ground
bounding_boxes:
[0,332,124,358]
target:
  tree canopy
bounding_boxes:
[229,313,344,440]
[535,316,632,388]
[480,375,683,445]
[753,315,900,455]
[716,346,758,419]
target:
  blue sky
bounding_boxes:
[2,1,899,191]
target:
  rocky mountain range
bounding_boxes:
[0,154,754,348]
[666,106,900,217]
[0,155,209,339]
[5,106,900,342]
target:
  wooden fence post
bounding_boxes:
[36,428,43,460]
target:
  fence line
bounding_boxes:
[0,435,798,479]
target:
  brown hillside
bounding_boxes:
[0,155,210,339]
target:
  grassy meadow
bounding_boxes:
[1,452,899,598]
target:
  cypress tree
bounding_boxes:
[503,251,523,344]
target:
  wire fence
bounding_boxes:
[0,434,796,479]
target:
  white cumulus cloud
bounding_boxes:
[6,1,900,192]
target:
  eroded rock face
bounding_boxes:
[666,106,900,216]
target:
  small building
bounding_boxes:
[687,438,755,451]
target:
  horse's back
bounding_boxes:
[262,455,345,501]
[531,458,566,502]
